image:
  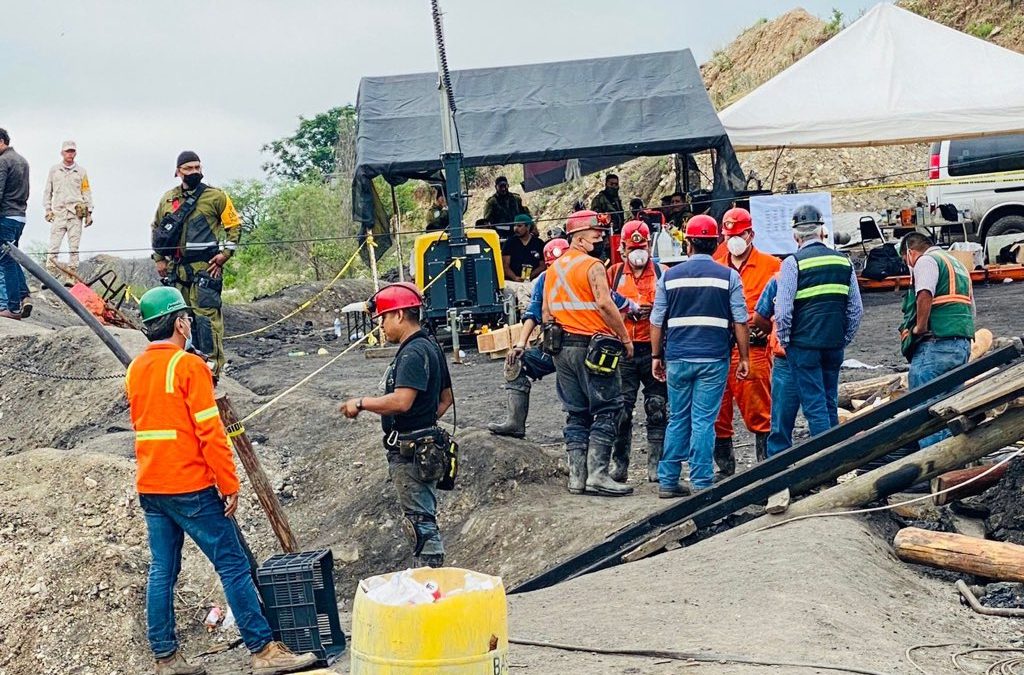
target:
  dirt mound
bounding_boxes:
[508,516,1022,674]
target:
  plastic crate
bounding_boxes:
[257,549,346,664]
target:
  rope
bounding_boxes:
[751,446,1022,534]
[224,241,366,340]
[0,361,124,382]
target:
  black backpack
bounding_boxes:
[862,243,909,280]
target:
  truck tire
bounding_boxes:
[987,215,1024,238]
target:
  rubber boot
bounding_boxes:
[567,448,587,495]
[488,389,529,438]
[714,437,736,476]
[251,641,318,675]
[647,440,663,483]
[608,442,630,483]
[420,553,445,568]
[755,432,769,463]
[585,440,633,497]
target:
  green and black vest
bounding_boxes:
[900,250,975,345]
[791,242,853,350]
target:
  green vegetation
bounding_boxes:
[261,106,355,182]
[967,22,996,39]
[824,8,844,37]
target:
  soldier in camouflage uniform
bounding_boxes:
[151,151,241,379]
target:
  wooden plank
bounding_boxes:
[931,462,1011,505]
[930,360,1024,420]
[765,488,790,515]
[894,527,1024,582]
[476,330,497,352]
[837,374,904,409]
[621,520,697,563]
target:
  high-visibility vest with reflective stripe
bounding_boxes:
[544,248,608,336]
[900,250,975,343]
[791,243,852,350]
[663,257,733,361]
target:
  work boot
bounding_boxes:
[646,440,662,483]
[19,297,32,319]
[755,432,769,463]
[155,652,206,675]
[567,448,587,495]
[658,482,691,499]
[252,641,318,675]
[0,309,21,320]
[585,441,633,497]
[714,437,735,477]
[608,444,629,483]
[420,553,445,568]
[488,389,529,438]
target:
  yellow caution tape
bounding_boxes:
[226,423,246,438]
[829,171,1024,195]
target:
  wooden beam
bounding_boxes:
[621,520,697,563]
[932,462,1012,505]
[895,527,1024,582]
[930,360,1024,421]
[217,394,298,553]
[765,489,790,515]
[837,373,905,409]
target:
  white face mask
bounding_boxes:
[627,249,650,268]
[726,236,749,256]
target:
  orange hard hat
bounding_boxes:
[722,207,753,236]
[685,214,719,239]
[621,220,650,249]
[543,238,569,265]
[565,209,603,235]
[367,282,423,319]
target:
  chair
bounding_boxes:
[859,216,886,255]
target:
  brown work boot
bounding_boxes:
[0,309,21,320]
[252,641,318,675]
[19,297,32,318]
[155,651,206,675]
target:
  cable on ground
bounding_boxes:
[0,361,125,381]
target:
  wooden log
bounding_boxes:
[894,527,1024,582]
[217,394,299,553]
[931,462,1011,505]
[930,360,1024,421]
[837,373,905,409]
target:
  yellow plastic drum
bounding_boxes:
[351,567,509,674]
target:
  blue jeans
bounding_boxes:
[0,217,28,312]
[786,345,844,439]
[140,487,272,658]
[553,344,622,451]
[767,355,800,457]
[910,338,971,448]
[660,359,729,489]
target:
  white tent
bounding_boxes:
[720,4,1024,150]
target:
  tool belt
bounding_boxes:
[541,322,565,355]
[585,334,624,376]
[385,426,458,489]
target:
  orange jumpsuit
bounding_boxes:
[712,246,781,438]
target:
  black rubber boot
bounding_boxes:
[714,437,736,477]
[567,447,587,495]
[609,443,630,483]
[488,389,529,438]
[585,440,633,497]
[420,553,445,568]
[755,432,769,463]
[646,439,663,483]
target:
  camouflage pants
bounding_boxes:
[171,261,225,377]
[47,214,83,280]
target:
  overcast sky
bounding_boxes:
[4,0,878,257]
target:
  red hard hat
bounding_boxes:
[543,238,569,265]
[565,209,602,235]
[685,214,719,239]
[722,207,753,236]
[621,220,650,249]
[367,282,423,319]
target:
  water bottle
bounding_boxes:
[333,317,342,338]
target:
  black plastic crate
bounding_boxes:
[257,549,346,664]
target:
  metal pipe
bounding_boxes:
[956,579,1024,618]
[3,243,132,367]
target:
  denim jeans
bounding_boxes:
[388,457,444,557]
[139,487,273,658]
[767,355,800,457]
[910,337,971,448]
[660,359,730,489]
[553,344,622,451]
[786,345,844,439]
[0,217,28,312]
[506,346,556,394]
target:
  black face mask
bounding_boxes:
[607,187,619,198]
[182,173,203,190]
[589,239,607,260]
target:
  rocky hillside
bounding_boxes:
[459,3,1024,227]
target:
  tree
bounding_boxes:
[262,106,356,182]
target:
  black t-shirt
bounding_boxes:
[382,331,452,434]
[501,235,545,278]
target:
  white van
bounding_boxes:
[927,134,1024,242]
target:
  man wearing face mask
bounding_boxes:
[127,286,318,675]
[898,232,975,448]
[711,207,780,473]
[544,210,634,497]
[607,221,667,482]
[590,174,624,233]
[775,205,863,440]
[151,151,242,381]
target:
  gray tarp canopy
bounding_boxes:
[353,49,745,224]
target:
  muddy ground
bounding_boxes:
[2,277,1024,674]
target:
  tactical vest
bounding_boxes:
[662,256,732,361]
[791,243,852,350]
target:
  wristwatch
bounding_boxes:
[651,355,663,361]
